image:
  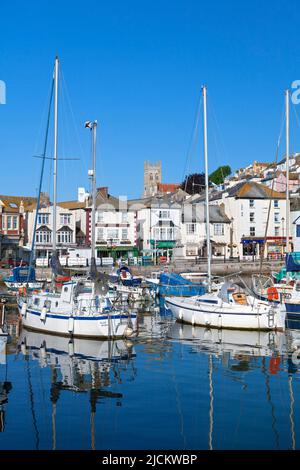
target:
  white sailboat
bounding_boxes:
[165,86,286,331]
[18,57,137,338]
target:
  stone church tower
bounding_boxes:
[143,161,162,197]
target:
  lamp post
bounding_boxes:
[281,217,285,258]
[230,217,234,259]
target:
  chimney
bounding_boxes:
[97,187,108,198]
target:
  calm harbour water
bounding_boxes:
[0,303,299,450]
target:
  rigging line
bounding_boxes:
[288,374,296,450]
[208,354,214,451]
[61,70,88,175]
[208,90,228,167]
[182,94,202,190]
[27,76,54,282]
[25,357,40,450]
[261,356,280,449]
[259,105,286,278]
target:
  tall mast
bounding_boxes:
[202,85,211,292]
[91,121,97,261]
[86,120,97,268]
[53,56,59,254]
[285,89,290,254]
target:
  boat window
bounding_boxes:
[296,282,300,292]
[64,287,68,292]
[44,300,51,309]
[197,298,218,305]
[55,301,58,307]
[33,297,40,306]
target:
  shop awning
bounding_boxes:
[241,239,265,244]
[150,240,176,248]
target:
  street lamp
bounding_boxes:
[281,217,285,257]
[230,217,234,259]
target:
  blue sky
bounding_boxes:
[1,0,300,201]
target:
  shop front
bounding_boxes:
[241,238,265,258]
[150,240,176,262]
[96,245,139,261]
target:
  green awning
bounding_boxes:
[96,245,138,252]
[150,240,176,248]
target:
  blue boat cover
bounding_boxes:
[9,266,36,282]
[160,273,198,286]
[286,253,300,272]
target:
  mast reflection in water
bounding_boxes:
[0,307,299,450]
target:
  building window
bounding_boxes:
[159,210,170,219]
[38,213,49,225]
[122,228,128,240]
[274,200,279,208]
[250,227,255,236]
[60,213,71,225]
[121,212,127,223]
[186,223,196,235]
[97,211,104,223]
[274,226,280,236]
[13,215,18,230]
[296,225,300,238]
[249,212,255,222]
[214,224,224,236]
[97,228,104,241]
[36,230,52,244]
[107,229,118,240]
[7,216,12,230]
[57,230,72,244]
[249,200,254,208]
[274,212,280,223]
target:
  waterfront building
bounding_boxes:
[26,198,76,264]
[0,194,37,263]
[91,187,138,262]
[209,181,288,259]
[176,198,231,259]
[134,189,187,263]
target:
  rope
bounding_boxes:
[27,76,54,285]
[258,105,285,278]
[182,94,202,191]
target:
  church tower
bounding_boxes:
[143,161,162,197]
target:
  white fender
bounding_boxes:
[191,314,195,326]
[40,307,47,321]
[21,302,27,317]
[68,340,74,356]
[68,316,74,333]
[179,311,183,321]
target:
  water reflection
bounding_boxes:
[0,305,299,449]
[17,331,136,449]
[167,322,285,359]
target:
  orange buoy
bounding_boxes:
[267,286,279,301]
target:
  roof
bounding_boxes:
[58,200,87,210]
[129,188,189,209]
[182,204,231,224]
[157,183,181,193]
[0,195,37,213]
[227,181,285,199]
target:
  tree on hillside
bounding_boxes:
[209,165,231,185]
[181,173,205,195]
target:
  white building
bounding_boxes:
[134,191,186,262]
[176,199,231,259]
[209,181,288,260]
[89,188,138,261]
[27,204,76,263]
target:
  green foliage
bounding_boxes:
[209,165,231,185]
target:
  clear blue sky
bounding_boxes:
[1,0,300,201]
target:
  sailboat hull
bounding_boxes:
[18,304,137,339]
[165,297,286,331]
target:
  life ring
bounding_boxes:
[269,357,280,375]
[267,286,279,301]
